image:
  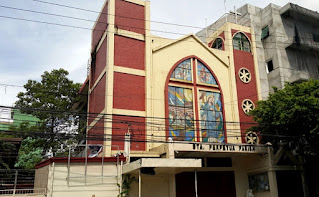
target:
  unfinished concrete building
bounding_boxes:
[197,3,319,100]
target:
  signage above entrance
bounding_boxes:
[171,143,268,154]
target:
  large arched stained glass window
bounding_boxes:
[167,57,225,143]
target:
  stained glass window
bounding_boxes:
[198,90,224,143]
[168,86,195,141]
[168,58,224,142]
[170,59,192,82]
[197,61,217,85]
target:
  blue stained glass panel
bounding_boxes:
[168,86,176,106]
[175,87,184,106]
[197,61,217,85]
[170,59,192,82]
[199,90,224,143]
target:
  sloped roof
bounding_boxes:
[152,34,228,67]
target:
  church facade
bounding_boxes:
[33,0,304,197]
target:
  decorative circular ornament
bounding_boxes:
[245,131,259,144]
[238,68,251,83]
[242,99,255,115]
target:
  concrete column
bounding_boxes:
[144,0,153,151]
[104,0,116,156]
[139,169,142,197]
[268,170,278,197]
[168,174,176,197]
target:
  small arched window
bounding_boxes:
[233,32,251,52]
[167,57,225,143]
[211,38,223,50]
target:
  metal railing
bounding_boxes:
[67,144,121,186]
[0,188,46,196]
[0,170,35,191]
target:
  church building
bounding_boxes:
[34,0,305,197]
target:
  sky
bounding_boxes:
[0,0,318,106]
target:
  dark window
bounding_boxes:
[261,26,269,40]
[267,60,273,73]
[249,173,270,192]
[233,32,251,52]
[211,38,223,50]
[313,33,319,42]
[206,157,232,167]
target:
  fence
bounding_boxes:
[0,188,46,196]
[0,170,34,191]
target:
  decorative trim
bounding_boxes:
[238,67,252,83]
[113,108,146,117]
[115,28,145,41]
[245,131,259,144]
[89,71,107,94]
[88,114,105,128]
[96,31,108,52]
[123,0,145,6]
[242,99,255,115]
[114,65,145,76]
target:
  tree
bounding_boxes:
[14,69,83,160]
[250,80,319,197]
[249,79,319,153]
[14,137,44,169]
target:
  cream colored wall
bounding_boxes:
[129,174,170,197]
[34,165,49,190]
[150,35,242,146]
[42,162,120,197]
[232,153,276,197]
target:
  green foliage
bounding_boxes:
[16,69,81,120]
[8,121,43,138]
[6,69,84,167]
[249,79,319,154]
[118,174,138,197]
[14,137,44,169]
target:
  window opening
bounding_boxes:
[168,58,224,143]
[170,59,192,82]
[212,38,223,50]
[198,90,224,142]
[233,32,251,52]
[313,33,319,42]
[261,26,269,40]
[267,60,274,73]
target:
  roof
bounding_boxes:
[78,77,89,95]
[280,3,319,21]
[152,34,229,67]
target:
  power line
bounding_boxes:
[0,105,265,126]
[0,5,316,46]
[29,0,204,29]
